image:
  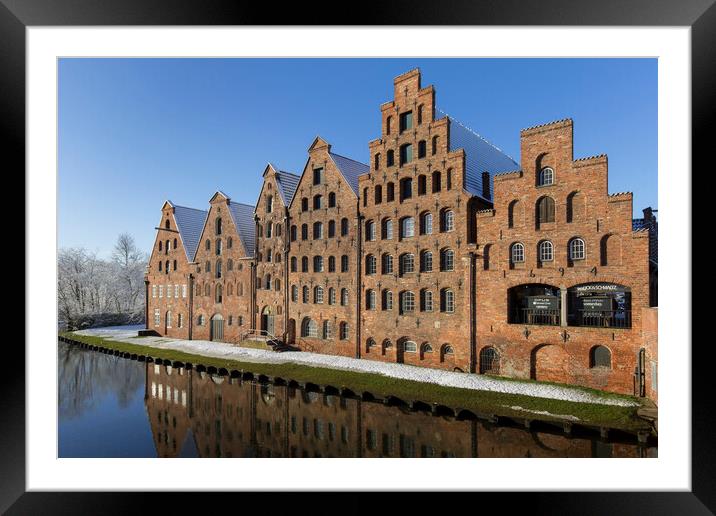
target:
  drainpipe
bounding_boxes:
[355,207,364,359]
[283,206,290,342]
[144,279,150,330]
[469,251,477,374]
[188,273,194,340]
[250,261,257,331]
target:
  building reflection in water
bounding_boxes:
[145,362,656,459]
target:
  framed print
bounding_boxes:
[5,0,709,513]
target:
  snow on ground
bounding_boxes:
[75,326,638,408]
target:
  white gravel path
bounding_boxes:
[75,326,638,407]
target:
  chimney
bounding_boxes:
[481,171,491,200]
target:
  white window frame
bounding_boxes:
[511,243,525,263]
[539,241,554,262]
[570,238,586,260]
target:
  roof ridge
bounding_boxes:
[173,204,207,213]
[436,108,518,165]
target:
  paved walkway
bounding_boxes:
[75,326,638,408]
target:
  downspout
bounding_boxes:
[283,205,290,342]
[252,215,259,332]
[144,278,149,330]
[188,273,194,340]
[469,250,477,374]
[355,205,364,359]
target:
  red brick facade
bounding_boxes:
[146,68,657,398]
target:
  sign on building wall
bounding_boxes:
[527,296,559,310]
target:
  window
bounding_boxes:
[400,253,415,275]
[328,287,336,305]
[328,256,336,272]
[174,284,180,298]
[216,259,222,278]
[197,314,205,326]
[538,166,554,186]
[417,104,423,124]
[313,256,324,272]
[382,254,393,274]
[374,185,382,204]
[441,289,455,313]
[508,200,520,228]
[432,171,441,193]
[206,239,211,251]
[341,218,349,236]
[432,135,439,155]
[569,238,586,260]
[537,196,556,224]
[302,318,318,338]
[399,111,413,132]
[341,255,349,272]
[301,224,308,240]
[365,220,376,241]
[314,286,324,304]
[374,153,381,170]
[420,290,433,312]
[301,198,309,212]
[322,321,332,340]
[266,223,272,238]
[159,285,163,298]
[215,217,222,235]
[366,289,376,310]
[341,288,349,306]
[404,341,417,353]
[479,347,500,374]
[365,255,377,275]
[420,251,433,272]
[340,322,349,340]
[313,168,324,185]
[313,194,322,210]
[227,259,234,271]
[420,212,433,235]
[399,144,413,166]
[400,291,415,314]
[386,115,392,135]
[266,195,273,213]
[447,168,453,190]
[382,290,393,310]
[328,192,336,208]
[381,219,393,240]
[387,150,394,167]
[399,177,412,201]
[291,285,298,302]
[511,243,525,264]
[158,241,162,252]
[227,237,232,249]
[215,285,223,304]
[290,225,297,242]
[400,217,415,238]
[418,175,427,195]
[441,209,454,232]
[152,285,157,298]
[177,313,183,329]
[590,346,612,368]
[154,309,160,327]
[313,221,323,240]
[418,140,426,159]
[302,286,309,303]
[173,238,177,249]
[440,249,454,271]
[539,240,554,262]
[291,256,297,272]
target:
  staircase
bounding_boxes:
[239,329,297,353]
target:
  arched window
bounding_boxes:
[165,219,170,229]
[590,346,612,368]
[266,223,273,238]
[400,177,412,200]
[420,251,433,272]
[227,282,233,296]
[322,320,332,340]
[601,234,622,266]
[238,282,244,296]
[173,238,177,249]
[420,289,433,312]
[341,255,349,272]
[206,239,211,251]
[381,218,393,240]
[417,174,427,195]
[227,237,232,249]
[382,290,393,310]
[400,291,415,314]
[374,153,381,171]
[173,260,177,271]
[341,288,349,306]
[366,289,376,310]
[290,225,297,242]
[328,220,336,238]
[420,212,433,235]
[266,195,273,213]
[537,196,555,224]
[566,191,584,222]
[365,220,375,241]
[366,338,376,352]
[538,240,554,262]
[441,289,455,313]
[538,166,554,186]
[313,221,323,239]
[164,260,169,273]
[158,261,162,272]
[508,200,520,228]
[205,260,211,273]
[274,278,281,291]
[328,255,336,272]
[432,171,441,193]
[418,140,426,159]
[479,347,500,374]
[341,218,349,236]
[374,185,382,204]
[340,322,349,340]
[159,241,163,252]
[399,144,413,166]
[404,341,417,353]
[441,209,454,232]
[328,287,336,305]
[440,249,454,271]
[264,274,271,290]
[216,238,223,255]
[421,343,433,357]
[386,115,392,135]
[215,260,222,279]
[302,318,318,338]
[328,192,336,208]
[365,254,377,275]
[382,253,394,274]
[302,286,309,303]
[227,258,233,271]
[290,256,297,272]
[440,344,454,362]
[301,256,308,272]
[313,255,324,272]
[400,253,415,275]
[569,238,586,260]
[382,340,393,355]
[400,217,415,238]
[387,149,395,167]
[215,284,223,304]
[291,285,298,302]
[446,168,453,190]
[301,224,308,240]
[363,187,369,207]
[432,135,439,155]
[301,197,309,212]
[511,243,525,264]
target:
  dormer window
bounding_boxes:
[399,111,413,133]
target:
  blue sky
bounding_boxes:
[58,58,657,258]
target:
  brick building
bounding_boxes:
[145,68,657,398]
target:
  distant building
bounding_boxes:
[145,69,657,399]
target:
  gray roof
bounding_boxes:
[228,201,256,257]
[171,204,208,262]
[274,169,301,206]
[439,108,519,201]
[329,152,369,196]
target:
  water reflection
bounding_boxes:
[59,341,657,458]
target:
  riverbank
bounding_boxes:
[59,327,655,436]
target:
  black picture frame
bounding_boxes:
[5,0,707,513]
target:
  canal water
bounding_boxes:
[58,341,656,458]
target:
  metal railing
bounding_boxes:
[513,308,561,326]
[239,329,279,343]
[573,310,632,329]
